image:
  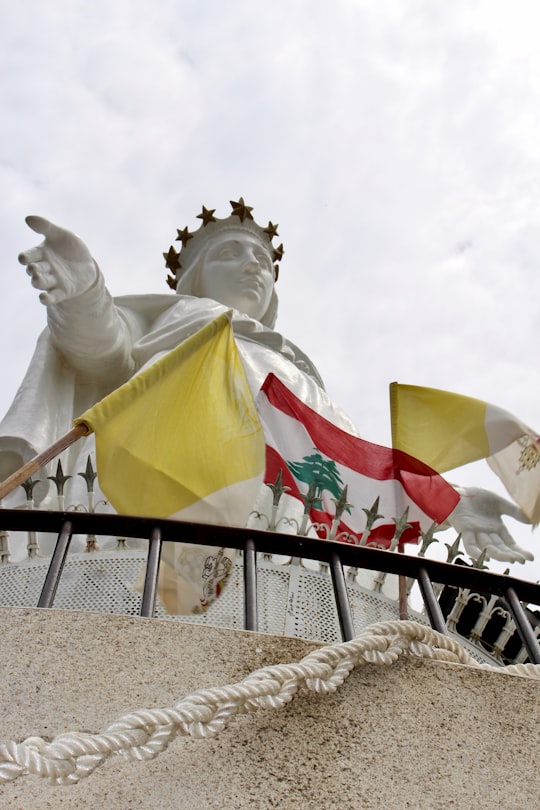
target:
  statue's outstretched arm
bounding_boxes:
[19,216,135,383]
[442,486,534,564]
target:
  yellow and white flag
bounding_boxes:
[486,439,540,526]
[75,313,265,613]
[390,382,540,524]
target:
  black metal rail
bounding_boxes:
[1,508,539,662]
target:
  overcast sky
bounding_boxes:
[1,0,540,581]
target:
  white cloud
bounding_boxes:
[1,0,540,578]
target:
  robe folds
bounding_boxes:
[0,289,360,611]
[0,292,356,509]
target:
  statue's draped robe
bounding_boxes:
[0,290,357,611]
[0,293,356,488]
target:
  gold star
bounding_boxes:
[166,274,178,290]
[196,206,217,225]
[272,243,284,262]
[230,197,254,222]
[163,246,181,271]
[263,221,279,240]
[274,264,280,281]
[176,226,194,246]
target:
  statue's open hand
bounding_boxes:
[18,216,98,305]
[447,486,534,564]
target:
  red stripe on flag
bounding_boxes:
[265,445,419,547]
[261,374,459,522]
[265,443,301,498]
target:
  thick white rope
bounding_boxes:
[1,619,538,785]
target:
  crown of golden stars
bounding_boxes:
[163,197,284,290]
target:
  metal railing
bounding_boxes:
[1,507,539,663]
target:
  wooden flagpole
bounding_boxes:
[0,424,89,501]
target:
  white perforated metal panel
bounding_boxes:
[0,547,502,665]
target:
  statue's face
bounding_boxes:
[198,232,274,320]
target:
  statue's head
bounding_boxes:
[163,198,283,328]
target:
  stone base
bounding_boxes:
[0,607,537,809]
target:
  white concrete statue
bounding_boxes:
[0,201,534,571]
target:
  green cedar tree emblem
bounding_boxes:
[287,451,350,512]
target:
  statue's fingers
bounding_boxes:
[25,215,59,238]
[18,246,44,266]
[480,530,532,564]
[25,215,90,263]
[488,543,525,563]
[25,214,85,257]
[496,524,520,550]
[26,263,55,291]
[477,530,514,558]
[473,531,497,561]
[500,501,531,524]
[492,527,534,563]
[460,530,482,560]
[38,289,62,305]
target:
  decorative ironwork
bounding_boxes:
[0,507,538,665]
[0,453,538,666]
[47,460,72,498]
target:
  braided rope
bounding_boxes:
[1,620,538,785]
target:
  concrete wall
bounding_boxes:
[0,607,537,809]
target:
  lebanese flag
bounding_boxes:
[257,374,460,548]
